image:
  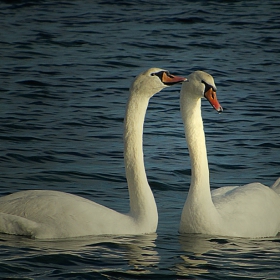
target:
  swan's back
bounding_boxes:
[0,190,133,238]
[271,177,280,195]
[211,183,280,237]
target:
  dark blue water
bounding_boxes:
[1,0,280,279]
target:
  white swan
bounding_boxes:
[0,68,185,239]
[179,71,280,238]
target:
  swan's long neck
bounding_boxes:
[124,91,157,223]
[180,77,222,234]
[181,93,212,203]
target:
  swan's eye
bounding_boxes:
[201,80,216,93]
[151,71,164,78]
[152,71,185,86]
[151,71,174,79]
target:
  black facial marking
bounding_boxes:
[201,80,216,93]
[151,71,165,80]
[152,71,179,86]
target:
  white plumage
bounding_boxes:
[0,68,185,239]
[179,71,280,238]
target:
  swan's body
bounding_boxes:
[179,71,280,238]
[0,68,185,239]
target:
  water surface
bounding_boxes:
[0,0,280,279]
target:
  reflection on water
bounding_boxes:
[124,234,159,271]
[173,234,219,277]
[2,232,280,278]
[1,0,280,278]
[175,234,280,278]
[0,233,159,275]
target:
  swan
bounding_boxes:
[179,70,280,238]
[0,68,185,239]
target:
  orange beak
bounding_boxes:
[161,72,186,85]
[204,88,223,112]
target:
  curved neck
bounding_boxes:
[124,92,157,220]
[181,94,211,202]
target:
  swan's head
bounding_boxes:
[130,68,186,98]
[181,71,223,112]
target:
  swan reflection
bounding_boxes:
[174,233,280,278]
[0,233,159,274]
[172,234,215,277]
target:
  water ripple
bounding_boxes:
[0,0,280,279]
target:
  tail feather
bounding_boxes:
[271,177,280,195]
[0,213,38,238]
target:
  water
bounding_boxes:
[0,0,280,279]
